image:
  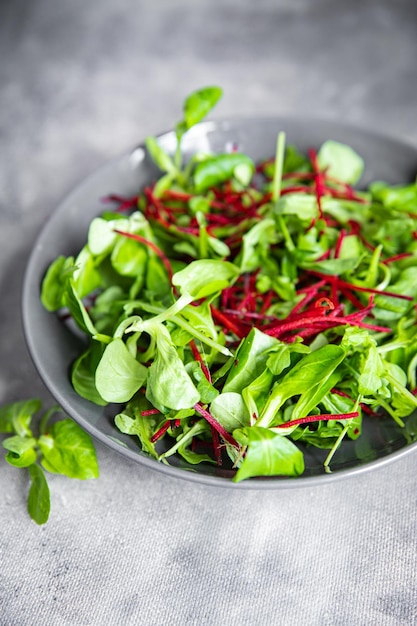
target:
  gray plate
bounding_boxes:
[22,117,417,488]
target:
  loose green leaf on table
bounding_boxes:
[1,399,99,524]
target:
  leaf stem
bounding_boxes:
[272,131,286,203]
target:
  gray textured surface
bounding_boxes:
[1,1,417,625]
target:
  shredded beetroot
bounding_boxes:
[276,411,360,429]
[307,271,413,301]
[194,402,239,448]
[102,194,139,212]
[210,305,248,339]
[189,339,212,383]
[210,426,223,466]
[308,148,325,221]
[382,252,413,264]
[150,420,171,443]
[141,408,161,417]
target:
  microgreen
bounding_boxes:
[1,399,98,524]
[39,87,417,482]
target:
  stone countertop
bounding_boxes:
[1,1,417,625]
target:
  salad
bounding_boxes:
[41,86,417,481]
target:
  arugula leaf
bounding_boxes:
[223,328,280,393]
[257,345,346,428]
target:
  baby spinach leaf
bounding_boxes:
[72,246,102,299]
[291,370,341,421]
[233,427,305,481]
[172,259,239,299]
[40,255,75,312]
[210,392,250,431]
[88,216,119,255]
[188,362,219,404]
[193,154,255,193]
[63,281,98,336]
[176,421,215,465]
[145,323,200,411]
[317,140,364,184]
[95,338,148,403]
[302,257,360,276]
[373,267,417,320]
[242,368,275,423]
[72,343,107,406]
[276,193,317,221]
[111,236,148,277]
[370,181,417,213]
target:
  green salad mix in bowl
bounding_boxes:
[39,87,417,482]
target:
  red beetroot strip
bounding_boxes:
[190,340,225,465]
[150,420,170,443]
[189,339,212,383]
[307,271,413,302]
[194,402,240,449]
[308,148,325,220]
[276,411,360,429]
[263,312,391,339]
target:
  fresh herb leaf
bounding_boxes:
[39,419,99,480]
[27,464,51,526]
[183,86,223,129]
[1,399,98,523]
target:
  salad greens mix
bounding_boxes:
[40,86,417,482]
